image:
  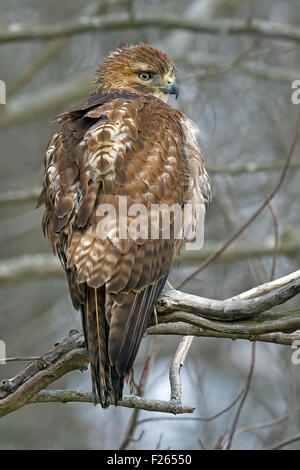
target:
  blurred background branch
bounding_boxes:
[1,61,300,129]
[1,238,300,284]
[1,14,300,44]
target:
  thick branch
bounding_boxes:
[1,270,300,419]
[158,309,300,335]
[0,332,194,418]
[157,276,300,321]
[31,390,194,415]
[1,14,300,44]
[0,332,88,418]
[147,322,300,346]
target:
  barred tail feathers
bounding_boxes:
[85,286,114,407]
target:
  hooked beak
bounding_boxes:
[163,81,179,100]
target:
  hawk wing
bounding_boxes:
[37,91,210,406]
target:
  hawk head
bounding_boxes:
[95,43,179,102]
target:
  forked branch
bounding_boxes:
[0,270,299,418]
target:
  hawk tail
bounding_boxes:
[83,286,115,408]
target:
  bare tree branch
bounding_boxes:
[179,239,300,264]
[1,14,300,44]
[169,336,193,401]
[0,332,88,418]
[148,270,300,346]
[147,321,300,346]
[31,390,194,415]
[177,113,300,290]
[0,332,194,418]
[154,308,300,335]
[156,279,300,322]
[268,433,300,450]
[136,389,244,425]
[0,268,300,419]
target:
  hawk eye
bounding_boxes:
[138,72,152,81]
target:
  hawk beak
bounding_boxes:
[163,81,179,100]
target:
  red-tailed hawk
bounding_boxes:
[37,43,211,407]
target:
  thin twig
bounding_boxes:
[147,321,300,346]
[169,336,193,401]
[229,269,300,301]
[177,114,300,290]
[136,388,244,425]
[2,356,42,362]
[30,390,195,414]
[1,270,300,418]
[268,433,300,450]
[157,279,300,322]
[0,333,194,418]
[225,343,256,450]
[2,15,300,44]
[227,406,300,443]
[225,211,280,451]
[119,338,158,450]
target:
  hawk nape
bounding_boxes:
[37,43,211,408]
